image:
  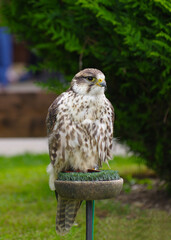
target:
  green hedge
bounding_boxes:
[1,0,171,185]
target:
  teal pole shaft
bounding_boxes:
[86,200,95,240]
[92,200,95,240]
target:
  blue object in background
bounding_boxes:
[0,27,12,86]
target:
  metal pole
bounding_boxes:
[92,200,95,240]
[86,200,95,240]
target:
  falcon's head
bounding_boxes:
[71,68,106,96]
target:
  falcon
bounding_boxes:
[46,68,114,235]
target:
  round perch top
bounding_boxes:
[55,170,123,200]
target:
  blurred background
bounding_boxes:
[0,30,56,138]
[0,1,171,240]
[0,26,130,155]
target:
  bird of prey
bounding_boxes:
[46,68,114,235]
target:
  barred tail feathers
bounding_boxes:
[56,196,81,235]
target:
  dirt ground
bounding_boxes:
[116,178,171,213]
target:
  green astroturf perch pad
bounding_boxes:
[58,170,120,181]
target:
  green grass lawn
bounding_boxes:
[0,154,170,240]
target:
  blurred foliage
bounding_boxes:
[0,0,171,184]
[36,78,69,94]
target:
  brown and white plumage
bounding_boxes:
[46,68,114,235]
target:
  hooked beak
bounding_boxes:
[96,79,107,90]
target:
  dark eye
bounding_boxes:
[87,76,94,81]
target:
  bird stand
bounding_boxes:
[55,170,123,240]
